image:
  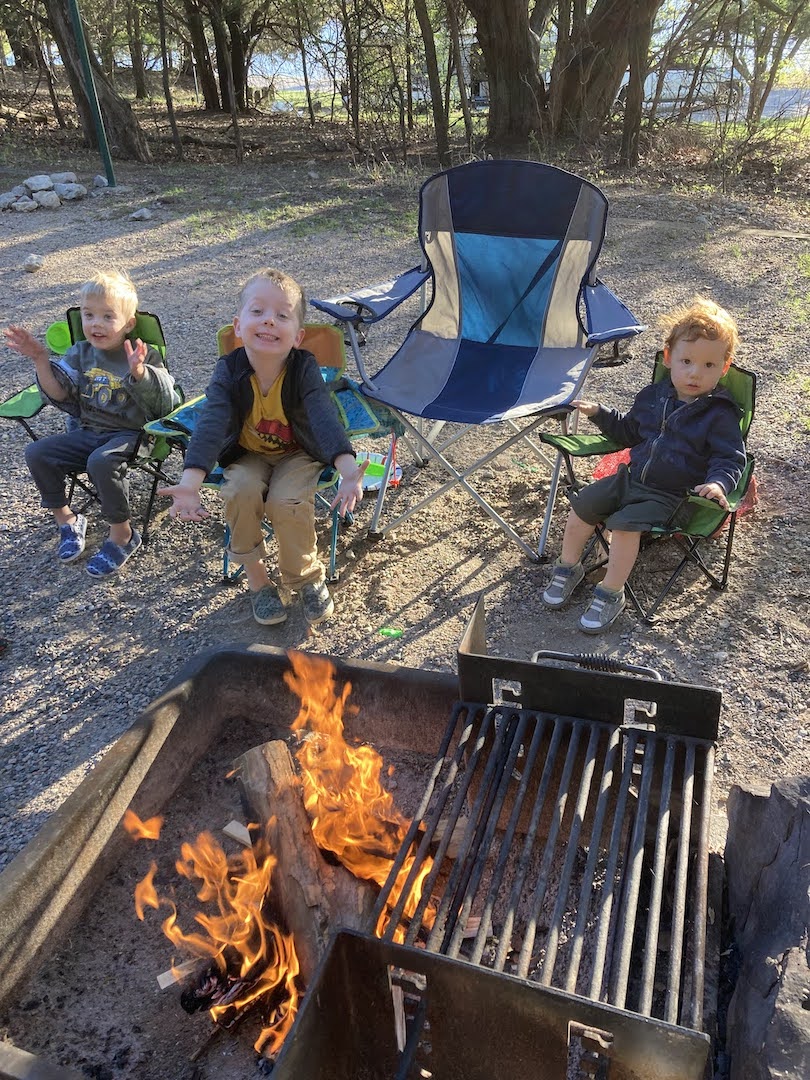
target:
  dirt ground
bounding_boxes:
[0,135,809,1076]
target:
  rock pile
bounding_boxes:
[0,172,108,212]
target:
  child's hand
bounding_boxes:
[4,324,48,364]
[692,482,729,509]
[571,398,599,417]
[158,482,210,521]
[330,458,369,517]
[124,338,148,381]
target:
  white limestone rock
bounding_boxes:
[10,184,26,197]
[93,175,109,188]
[33,190,62,209]
[0,192,17,210]
[12,197,38,212]
[49,172,77,185]
[24,254,45,272]
[129,208,153,221]
[23,174,53,193]
[53,182,87,201]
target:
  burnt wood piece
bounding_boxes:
[233,740,377,986]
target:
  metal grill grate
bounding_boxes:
[372,697,715,1030]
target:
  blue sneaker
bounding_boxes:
[86,529,142,578]
[57,514,87,563]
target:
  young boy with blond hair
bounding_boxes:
[160,267,367,627]
[542,296,746,633]
[4,270,179,577]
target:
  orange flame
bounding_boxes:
[123,809,164,840]
[285,650,432,938]
[136,830,299,1054]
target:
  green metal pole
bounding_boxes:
[66,0,116,187]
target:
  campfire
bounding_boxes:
[125,650,431,1063]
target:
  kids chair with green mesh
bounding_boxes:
[144,322,401,583]
[0,309,183,543]
[537,353,756,621]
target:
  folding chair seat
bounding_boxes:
[0,309,183,544]
[144,323,399,583]
[311,159,645,561]
[538,353,757,621]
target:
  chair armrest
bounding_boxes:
[0,383,45,420]
[584,280,646,345]
[310,266,429,325]
[537,431,622,457]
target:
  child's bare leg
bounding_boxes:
[52,505,77,526]
[560,509,596,565]
[601,530,641,592]
[109,520,134,545]
[244,559,272,591]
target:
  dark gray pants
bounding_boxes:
[25,427,141,524]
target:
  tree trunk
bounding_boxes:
[550,0,649,140]
[205,2,243,158]
[226,15,248,111]
[338,0,361,141]
[404,0,414,130]
[619,0,658,167]
[448,0,473,150]
[463,0,546,145]
[183,0,220,111]
[43,0,151,162]
[126,0,148,100]
[4,9,39,69]
[413,0,450,166]
[156,0,183,159]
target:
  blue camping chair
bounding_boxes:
[144,323,400,582]
[311,159,645,560]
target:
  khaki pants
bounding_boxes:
[220,450,325,589]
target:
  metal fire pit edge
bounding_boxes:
[273,928,711,1080]
[0,641,459,1080]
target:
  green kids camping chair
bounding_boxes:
[0,308,183,543]
[537,353,757,621]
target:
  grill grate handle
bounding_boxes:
[531,650,662,680]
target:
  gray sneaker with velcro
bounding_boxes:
[541,560,585,608]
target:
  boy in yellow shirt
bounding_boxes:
[160,268,366,626]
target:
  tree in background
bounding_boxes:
[43,0,151,160]
[462,0,547,143]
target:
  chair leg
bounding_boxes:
[537,450,565,560]
[367,436,399,537]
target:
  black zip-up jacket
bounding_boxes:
[183,347,354,476]
[592,377,746,495]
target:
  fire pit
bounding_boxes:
[0,603,721,1079]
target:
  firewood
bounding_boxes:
[156,958,203,990]
[221,819,252,848]
[232,740,377,986]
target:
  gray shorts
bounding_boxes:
[569,465,687,533]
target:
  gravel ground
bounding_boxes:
[1,157,809,876]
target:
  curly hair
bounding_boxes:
[238,267,306,326]
[79,270,139,321]
[660,296,739,362]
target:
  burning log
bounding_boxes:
[233,739,377,985]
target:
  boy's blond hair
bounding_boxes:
[660,296,739,362]
[239,268,306,326]
[79,270,139,322]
